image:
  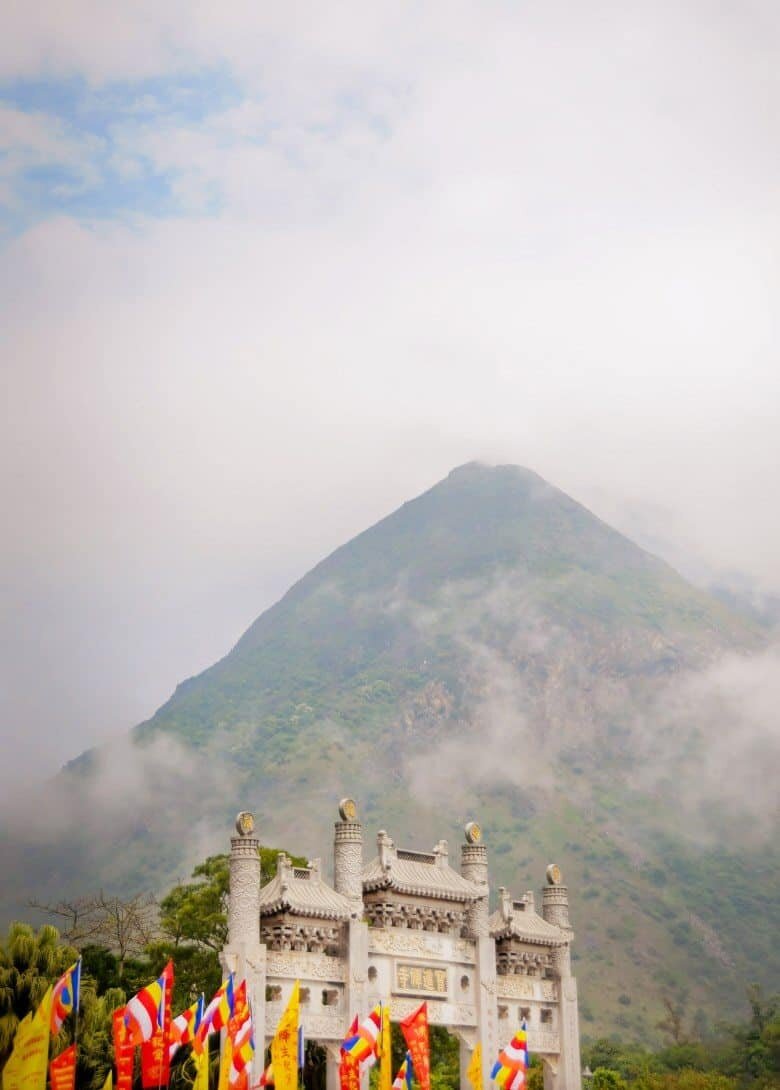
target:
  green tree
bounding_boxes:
[0,922,78,1069]
[593,1068,629,1090]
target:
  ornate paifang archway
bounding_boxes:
[221,802,582,1090]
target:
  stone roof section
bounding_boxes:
[258,854,352,921]
[362,831,480,902]
[490,888,569,947]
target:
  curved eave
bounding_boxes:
[259,899,350,922]
[362,876,477,902]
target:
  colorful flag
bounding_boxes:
[259,1061,274,1087]
[229,1017,255,1086]
[230,980,250,1034]
[51,962,81,1035]
[490,1023,528,1090]
[169,994,205,1059]
[193,977,235,1054]
[341,1005,382,1066]
[192,1045,210,1090]
[141,960,174,1087]
[339,1016,360,1090]
[218,1035,234,1090]
[125,967,168,1045]
[400,1002,430,1090]
[270,981,299,1090]
[467,1043,483,1090]
[49,1044,77,1090]
[392,1052,414,1090]
[379,1005,392,1090]
[112,1008,135,1090]
[2,985,52,1090]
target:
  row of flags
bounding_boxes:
[2,960,531,1090]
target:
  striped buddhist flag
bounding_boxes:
[341,1005,381,1066]
[169,994,205,1059]
[491,1023,528,1090]
[393,1052,414,1090]
[229,1017,255,1087]
[125,968,168,1045]
[51,960,81,1034]
[193,976,235,1053]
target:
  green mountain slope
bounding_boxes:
[7,464,778,1042]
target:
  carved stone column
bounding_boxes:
[541,866,580,1090]
[333,798,364,919]
[222,812,266,1089]
[460,822,489,938]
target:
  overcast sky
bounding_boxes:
[1,1,779,789]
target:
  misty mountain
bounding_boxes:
[4,463,779,1042]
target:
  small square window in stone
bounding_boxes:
[322,989,339,1007]
[266,986,282,1002]
[519,1007,531,1022]
[541,1009,553,1024]
[300,987,310,1005]
[498,1005,509,1020]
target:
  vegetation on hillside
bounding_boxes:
[3,464,776,1041]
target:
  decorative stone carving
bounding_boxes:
[497,976,536,999]
[528,1030,561,1054]
[266,951,346,981]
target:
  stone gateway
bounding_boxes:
[221,802,582,1090]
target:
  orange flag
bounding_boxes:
[140,960,174,1088]
[49,1045,77,1090]
[112,1008,135,1090]
[400,1002,430,1090]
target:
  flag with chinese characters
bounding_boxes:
[49,1045,77,1090]
[490,1023,528,1090]
[2,985,53,1090]
[271,981,299,1090]
[400,1002,430,1090]
[112,1008,135,1090]
[467,1043,483,1090]
[141,960,174,1087]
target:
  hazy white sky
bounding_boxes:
[1,1,779,787]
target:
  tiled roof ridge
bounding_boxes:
[489,886,569,946]
[361,830,481,902]
[258,852,352,921]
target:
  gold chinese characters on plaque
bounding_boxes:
[395,964,448,995]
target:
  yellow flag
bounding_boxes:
[467,1043,483,1090]
[101,1072,113,1090]
[218,1034,234,1090]
[379,1005,392,1090]
[192,1041,210,1090]
[271,981,299,1090]
[2,985,53,1090]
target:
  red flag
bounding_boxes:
[49,1044,77,1090]
[229,980,249,1036]
[141,961,174,1088]
[400,1003,430,1090]
[340,1016,360,1090]
[113,1007,136,1090]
